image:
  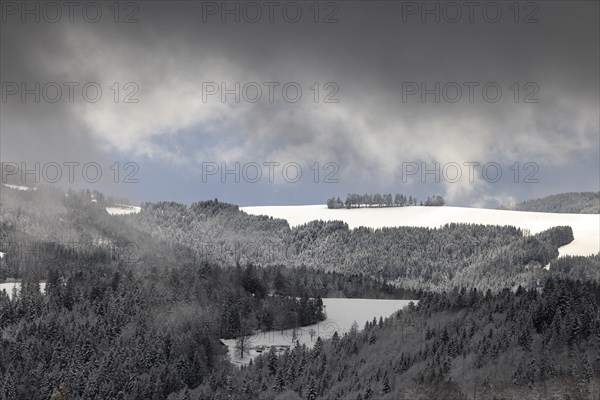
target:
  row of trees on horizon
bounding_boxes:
[327,193,445,209]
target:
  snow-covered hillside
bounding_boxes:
[222,298,415,366]
[241,205,600,257]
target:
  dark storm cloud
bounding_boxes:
[1,0,598,205]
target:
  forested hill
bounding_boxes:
[500,192,600,214]
[0,185,585,293]
[0,189,415,399]
[129,201,577,292]
[202,276,600,400]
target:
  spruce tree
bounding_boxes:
[305,379,317,400]
[381,372,391,394]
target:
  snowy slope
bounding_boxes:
[241,205,600,257]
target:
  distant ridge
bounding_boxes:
[499,192,600,214]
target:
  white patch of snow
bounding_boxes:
[0,252,4,259]
[0,281,47,300]
[93,236,113,246]
[106,204,141,215]
[222,298,415,366]
[241,205,600,258]
[2,183,36,191]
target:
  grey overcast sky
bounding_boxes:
[1,0,598,206]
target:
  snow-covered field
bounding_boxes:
[222,298,415,366]
[106,204,141,215]
[0,281,47,300]
[241,205,600,257]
